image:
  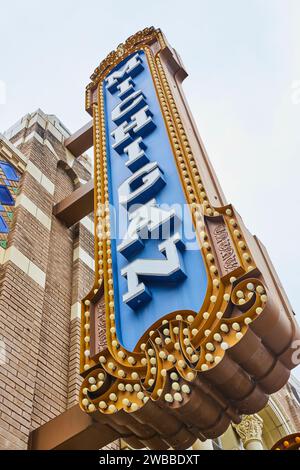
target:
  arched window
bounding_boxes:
[0,160,20,248]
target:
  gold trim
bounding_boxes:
[79,33,266,416]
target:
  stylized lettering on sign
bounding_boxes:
[104,51,207,350]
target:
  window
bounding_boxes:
[0,185,15,206]
[0,161,20,182]
[0,216,8,233]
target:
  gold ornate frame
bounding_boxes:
[78,27,299,449]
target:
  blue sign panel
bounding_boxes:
[103,51,207,351]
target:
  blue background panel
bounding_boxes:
[104,51,208,351]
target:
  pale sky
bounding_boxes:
[1,1,299,376]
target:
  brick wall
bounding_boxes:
[0,111,94,449]
[30,165,75,429]
[0,264,44,449]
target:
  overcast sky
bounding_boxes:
[1,1,299,377]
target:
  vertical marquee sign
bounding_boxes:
[79,28,300,450]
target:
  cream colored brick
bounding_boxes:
[80,216,94,235]
[28,112,47,130]
[15,193,37,218]
[27,160,42,182]
[15,194,51,231]
[70,302,82,321]
[47,122,63,142]
[1,146,12,159]
[12,137,25,148]
[73,246,94,271]
[44,139,59,159]
[28,262,46,288]
[40,173,55,195]
[2,246,46,288]
[36,209,52,230]
[0,247,5,264]
[4,246,30,273]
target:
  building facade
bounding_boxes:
[0,108,299,451]
[0,109,94,450]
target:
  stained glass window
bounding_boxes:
[0,186,14,205]
[0,160,20,248]
[0,162,19,181]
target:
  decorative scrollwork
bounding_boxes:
[86,27,162,111]
[80,276,268,416]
